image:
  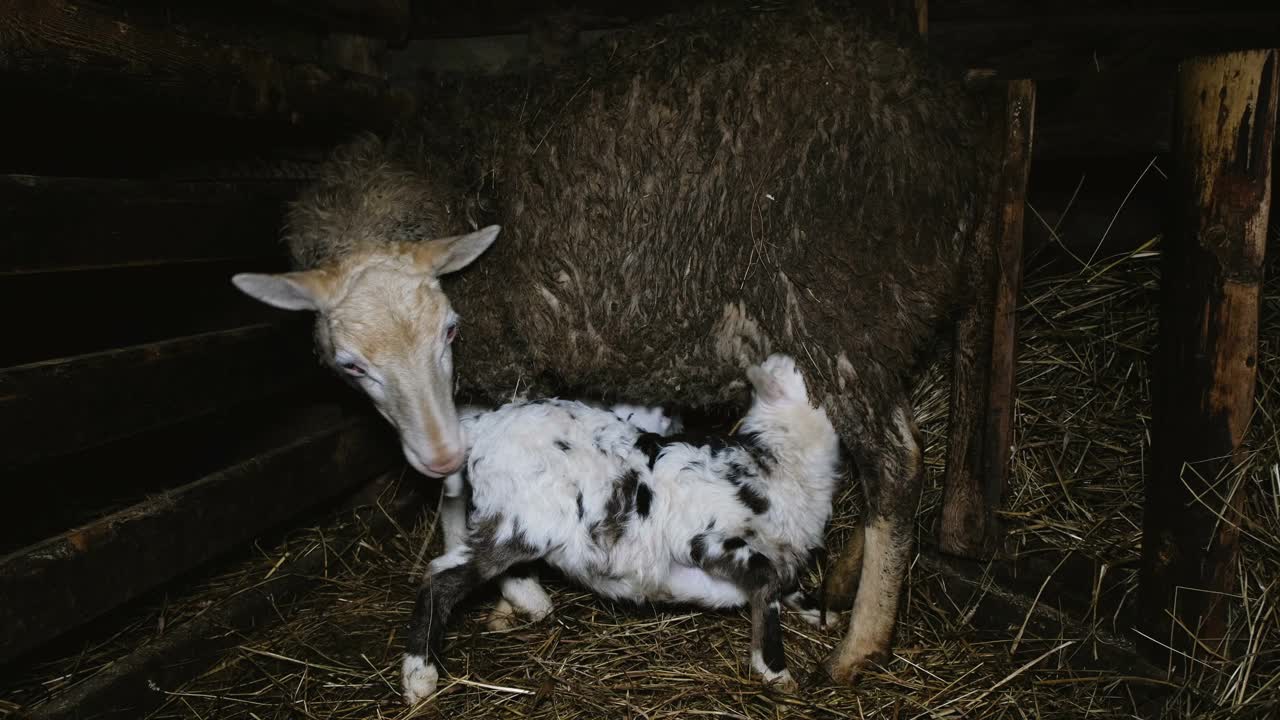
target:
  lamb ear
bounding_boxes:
[746,365,785,404]
[415,225,501,276]
[231,269,336,311]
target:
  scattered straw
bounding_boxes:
[4,208,1279,720]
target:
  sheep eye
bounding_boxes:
[445,322,459,343]
[339,360,366,377]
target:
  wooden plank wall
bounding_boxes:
[0,0,411,670]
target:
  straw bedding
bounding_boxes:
[3,163,1278,720]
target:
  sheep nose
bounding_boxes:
[427,454,464,477]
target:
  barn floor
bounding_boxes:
[4,170,1279,720]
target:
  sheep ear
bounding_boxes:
[415,225,501,276]
[746,365,785,404]
[231,269,336,312]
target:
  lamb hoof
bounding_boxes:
[486,609,517,631]
[502,577,554,623]
[401,654,439,706]
[517,593,554,623]
[767,669,799,693]
[791,607,845,632]
[752,650,798,692]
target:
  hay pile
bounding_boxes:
[5,167,1279,720]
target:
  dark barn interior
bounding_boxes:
[2,1,1279,718]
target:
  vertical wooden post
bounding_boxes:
[939,79,1036,559]
[1139,49,1276,669]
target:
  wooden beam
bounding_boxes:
[932,11,1280,81]
[0,395,351,555]
[0,0,416,134]
[405,7,1280,85]
[268,0,411,43]
[940,79,1036,559]
[0,258,291,366]
[0,415,398,665]
[927,0,1278,22]
[21,470,422,720]
[0,175,300,275]
[1139,48,1276,669]
[0,323,324,468]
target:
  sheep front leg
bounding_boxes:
[825,399,922,684]
[821,523,864,612]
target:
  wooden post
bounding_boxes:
[939,79,1036,559]
[1139,49,1276,669]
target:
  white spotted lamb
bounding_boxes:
[402,354,843,704]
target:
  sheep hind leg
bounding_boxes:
[820,524,864,612]
[825,398,923,684]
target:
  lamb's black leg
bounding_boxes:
[694,540,796,689]
[783,587,832,629]
[402,557,482,706]
[782,546,840,629]
[402,525,539,706]
[752,591,791,687]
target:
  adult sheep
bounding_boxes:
[231,2,992,682]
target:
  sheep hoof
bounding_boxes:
[823,655,861,685]
[823,644,886,685]
[401,654,439,705]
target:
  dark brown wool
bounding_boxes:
[297,5,985,413]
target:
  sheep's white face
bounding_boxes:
[231,225,500,478]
